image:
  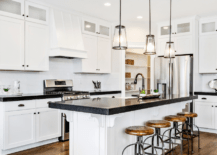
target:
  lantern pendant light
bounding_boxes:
[112,0,128,50]
[164,0,175,58]
[144,0,156,55]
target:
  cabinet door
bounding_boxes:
[174,19,192,37]
[199,35,217,73]
[4,109,36,149]
[0,16,24,70]
[25,1,49,25]
[195,102,215,129]
[98,23,111,39]
[82,19,97,36]
[200,19,217,36]
[36,108,61,142]
[81,34,98,72]
[25,22,49,71]
[0,0,24,19]
[97,37,111,73]
[158,22,175,38]
[175,35,193,54]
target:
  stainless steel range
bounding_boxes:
[44,79,90,141]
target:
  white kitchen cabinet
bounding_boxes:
[157,17,198,55]
[195,101,215,129]
[4,109,36,149]
[82,18,111,38]
[74,34,111,73]
[97,37,111,73]
[25,1,49,25]
[0,0,25,20]
[0,16,24,70]
[200,18,217,36]
[36,108,61,142]
[3,98,61,150]
[25,22,49,71]
[199,35,217,73]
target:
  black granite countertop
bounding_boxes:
[194,92,217,96]
[48,95,198,115]
[89,90,121,95]
[0,93,62,102]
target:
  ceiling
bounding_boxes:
[42,0,217,22]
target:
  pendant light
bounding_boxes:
[164,0,175,58]
[112,0,128,50]
[144,0,156,55]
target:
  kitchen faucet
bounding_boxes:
[134,73,145,90]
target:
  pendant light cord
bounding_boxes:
[149,0,151,35]
[119,0,121,47]
[169,0,172,42]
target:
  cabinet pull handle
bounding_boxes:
[202,98,207,100]
[34,113,36,115]
[22,65,24,67]
[26,15,29,17]
[18,104,24,107]
[22,14,25,16]
[215,106,217,107]
[212,105,214,107]
[38,112,40,114]
[27,65,29,67]
[175,32,177,34]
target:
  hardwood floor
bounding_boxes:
[10,132,217,155]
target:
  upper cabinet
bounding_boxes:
[25,1,49,25]
[157,16,199,56]
[0,0,25,20]
[82,18,111,39]
[200,18,217,36]
[0,0,49,25]
[0,1,49,71]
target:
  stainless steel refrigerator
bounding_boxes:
[154,54,193,97]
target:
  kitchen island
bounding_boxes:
[49,95,197,155]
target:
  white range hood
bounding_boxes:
[50,9,87,59]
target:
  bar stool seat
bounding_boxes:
[146,120,171,128]
[165,115,186,122]
[177,112,198,118]
[125,126,154,136]
[122,126,155,155]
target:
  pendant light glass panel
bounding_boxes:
[112,25,128,50]
[164,42,175,58]
[144,35,156,55]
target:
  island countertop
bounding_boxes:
[48,95,198,115]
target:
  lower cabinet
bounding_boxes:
[4,109,36,149]
[195,101,215,129]
[3,98,61,150]
[36,108,61,142]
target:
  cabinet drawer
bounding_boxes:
[196,95,217,102]
[5,100,36,112]
[36,98,61,108]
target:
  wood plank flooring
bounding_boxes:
[10,132,217,155]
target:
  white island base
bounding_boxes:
[62,101,189,155]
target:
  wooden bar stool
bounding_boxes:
[122,126,154,155]
[163,115,189,155]
[144,120,171,155]
[177,112,201,153]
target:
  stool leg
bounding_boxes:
[193,124,201,150]
[122,143,137,155]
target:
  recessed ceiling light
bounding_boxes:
[104,3,111,6]
[86,25,91,28]
[137,16,143,19]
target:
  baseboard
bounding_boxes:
[195,128,217,134]
[2,138,59,155]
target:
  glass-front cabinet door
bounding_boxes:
[174,19,192,36]
[0,0,24,19]
[200,18,217,36]
[98,24,111,38]
[82,19,97,36]
[25,1,49,25]
[158,21,175,38]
